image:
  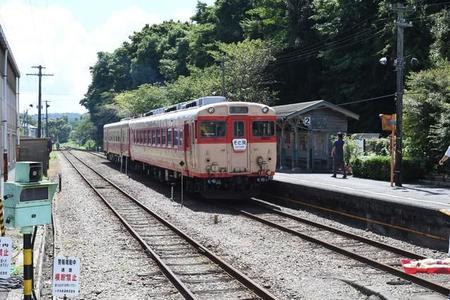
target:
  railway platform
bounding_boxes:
[262,173,450,251]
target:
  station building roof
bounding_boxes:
[272,100,359,121]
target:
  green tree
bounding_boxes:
[404,62,450,170]
[217,39,276,103]
[48,117,72,143]
[114,84,169,116]
[70,114,97,145]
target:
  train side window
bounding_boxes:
[151,129,155,145]
[156,129,161,145]
[252,121,275,137]
[162,128,167,146]
[234,121,245,138]
[179,128,184,147]
[174,128,179,147]
[168,128,173,146]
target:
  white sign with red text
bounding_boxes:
[0,237,12,278]
[52,256,80,298]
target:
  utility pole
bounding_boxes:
[220,55,226,98]
[45,101,51,138]
[393,3,412,187]
[26,65,53,138]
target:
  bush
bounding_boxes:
[365,138,389,156]
[352,155,425,183]
[84,139,96,151]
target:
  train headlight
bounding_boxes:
[262,106,269,114]
[208,107,215,114]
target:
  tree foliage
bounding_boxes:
[217,39,276,103]
[404,62,450,170]
[70,114,97,146]
[80,0,450,153]
[47,116,72,143]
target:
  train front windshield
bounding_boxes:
[252,121,275,137]
[199,121,226,137]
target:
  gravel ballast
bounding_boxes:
[49,152,182,299]
[50,150,447,299]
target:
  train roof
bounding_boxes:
[103,119,131,129]
[104,101,275,129]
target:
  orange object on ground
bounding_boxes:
[401,258,450,274]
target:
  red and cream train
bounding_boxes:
[103,96,276,198]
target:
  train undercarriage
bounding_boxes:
[106,153,271,199]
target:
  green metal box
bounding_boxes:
[3,181,57,229]
[15,161,43,183]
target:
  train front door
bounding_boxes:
[229,118,249,173]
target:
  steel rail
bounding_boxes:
[236,204,450,296]
[65,150,278,300]
[62,151,197,300]
[249,198,426,260]
[265,193,446,241]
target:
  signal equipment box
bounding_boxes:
[3,162,57,230]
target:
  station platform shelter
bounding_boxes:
[272,100,359,172]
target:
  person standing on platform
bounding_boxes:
[331,132,347,179]
[438,145,450,166]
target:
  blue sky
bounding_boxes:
[0,0,215,114]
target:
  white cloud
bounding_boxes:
[0,1,161,113]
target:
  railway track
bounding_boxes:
[62,150,277,300]
[233,198,450,297]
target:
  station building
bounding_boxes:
[0,25,20,179]
[273,100,359,172]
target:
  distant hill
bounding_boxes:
[30,113,83,122]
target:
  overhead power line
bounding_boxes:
[272,28,386,66]
[337,93,396,106]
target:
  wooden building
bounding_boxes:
[273,100,359,172]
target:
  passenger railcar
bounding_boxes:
[103,119,130,162]
[104,96,276,198]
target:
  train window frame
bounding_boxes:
[229,106,249,114]
[191,123,195,144]
[167,128,173,147]
[162,128,167,147]
[252,121,275,137]
[156,129,161,146]
[199,121,226,138]
[173,128,179,147]
[179,128,184,147]
[233,121,245,138]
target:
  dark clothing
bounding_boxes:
[333,159,346,177]
[332,139,346,177]
[333,140,344,160]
